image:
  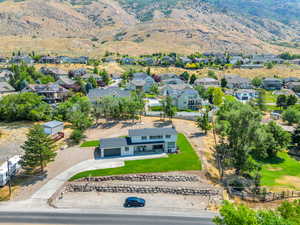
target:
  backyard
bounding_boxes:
[260,151,300,191]
[70,133,201,180]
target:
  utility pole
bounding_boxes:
[6,157,12,197]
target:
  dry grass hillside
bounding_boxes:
[0,0,299,56]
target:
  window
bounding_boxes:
[142,136,147,140]
[125,147,129,151]
[165,135,171,139]
[167,142,176,148]
[150,135,163,140]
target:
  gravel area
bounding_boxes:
[54,192,214,212]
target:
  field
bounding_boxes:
[260,152,300,191]
[70,133,201,180]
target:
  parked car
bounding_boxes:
[124,197,145,207]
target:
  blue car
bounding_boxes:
[124,197,146,207]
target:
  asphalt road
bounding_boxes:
[0,212,214,225]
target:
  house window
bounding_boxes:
[168,142,176,148]
[142,136,147,140]
[165,135,171,139]
[125,147,129,151]
[150,135,163,140]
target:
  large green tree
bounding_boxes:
[21,125,57,172]
[0,93,52,122]
[213,200,300,225]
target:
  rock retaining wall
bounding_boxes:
[75,174,199,183]
[65,183,220,196]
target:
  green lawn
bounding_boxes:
[80,140,100,147]
[260,152,300,190]
[70,133,201,180]
[150,106,163,111]
[264,91,277,103]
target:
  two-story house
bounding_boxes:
[160,84,203,110]
[40,67,68,79]
[127,73,155,93]
[194,77,219,88]
[99,128,177,157]
[22,83,69,103]
[262,78,283,90]
[224,75,252,89]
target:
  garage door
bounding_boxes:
[104,148,121,157]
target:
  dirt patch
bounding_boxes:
[275,176,300,190]
[267,167,283,172]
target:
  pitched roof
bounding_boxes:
[0,82,15,92]
[56,76,76,85]
[88,87,131,101]
[132,72,149,80]
[128,128,177,137]
[43,120,63,128]
[25,83,68,93]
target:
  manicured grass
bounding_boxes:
[264,91,277,103]
[70,133,201,180]
[150,106,163,111]
[260,152,300,189]
[80,140,100,147]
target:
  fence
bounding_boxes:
[227,186,300,202]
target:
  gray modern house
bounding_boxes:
[99,128,177,157]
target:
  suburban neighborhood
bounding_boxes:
[0,50,300,224]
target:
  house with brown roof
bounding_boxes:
[22,83,69,103]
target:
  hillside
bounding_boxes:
[0,0,299,56]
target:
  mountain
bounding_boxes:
[0,0,299,56]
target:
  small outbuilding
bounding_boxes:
[43,121,64,135]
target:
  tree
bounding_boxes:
[93,66,99,74]
[217,100,262,175]
[92,100,103,124]
[282,107,300,125]
[99,69,110,85]
[196,111,212,134]
[149,84,159,95]
[213,201,296,225]
[21,125,56,172]
[70,129,85,144]
[208,70,217,79]
[180,71,189,82]
[146,67,151,75]
[256,89,267,111]
[189,74,197,84]
[0,92,52,122]
[292,125,300,149]
[221,78,227,88]
[266,62,274,69]
[252,77,262,88]
[264,121,291,158]
[161,96,176,120]
[277,95,287,109]
[287,95,297,107]
[195,85,209,99]
[212,88,224,106]
[69,110,93,131]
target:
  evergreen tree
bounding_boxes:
[189,74,197,84]
[221,78,227,88]
[21,125,56,172]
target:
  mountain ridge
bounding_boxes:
[0,0,299,56]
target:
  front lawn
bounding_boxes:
[80,140,100,147]
[260,151,300,190]
[70,133,201,180]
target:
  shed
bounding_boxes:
[43,121,64,135]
